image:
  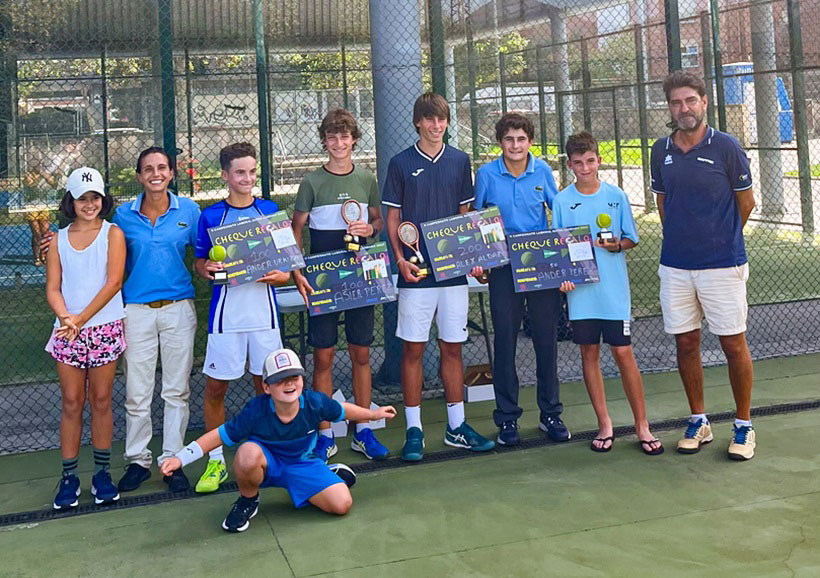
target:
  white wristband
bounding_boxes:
[176,441,204,467]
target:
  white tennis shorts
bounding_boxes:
[203,329,283,380]
[396,286,469,343]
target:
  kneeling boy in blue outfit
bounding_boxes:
[161,348,396,532]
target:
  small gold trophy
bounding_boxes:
[398,221,428,278]
[595,213,617,247]
[209,245,229,285]
[341,200,365,252]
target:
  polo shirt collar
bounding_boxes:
[666,126,715,152]
[268,394,305,414]
[498,152,535,176]
[131,191,179,214]
[414,142,446,163]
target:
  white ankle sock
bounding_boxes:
[690,413,708,424]
[356,423,369,433]
[209,446,224,463]
[734,419,752,428]
[319,428,333,439]
[446,401,465,430]
[405,406,422,430]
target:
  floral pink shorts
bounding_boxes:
[45,319,126,369]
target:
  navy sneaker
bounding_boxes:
[222,494,259,533]
[163,468,190,493]
[539,415,571,442]
[328,463,357,488]
[497,420,520,446]
[91,470,120,505]
[401,427,425,462]
[117,463,151,492]
[445,421,495,452]
[351,428,390,460]
[310,434,338,463]
[53,473,81,510]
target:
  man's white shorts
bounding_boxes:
[396,286,469,343]
[658,263,749,336]
[203,329,283,380]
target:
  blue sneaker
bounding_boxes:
[310,434,338,463]
[445,421,495,452]
[401,427,425,462]
[497,420,520,446]
[351,427,390,460]
[91,469,120,505]
[53,473,81,510]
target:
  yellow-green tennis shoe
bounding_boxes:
[196,459,228,493]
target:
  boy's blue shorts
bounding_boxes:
[247,440,345,508]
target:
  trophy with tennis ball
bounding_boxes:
[209,245,229,285]
[398,221,428,278]
[595,213,617,247]
[342,200,365,252]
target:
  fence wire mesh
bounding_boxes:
[1,0,818,454]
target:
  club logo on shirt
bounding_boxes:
[570,203,581,210]
[534,186,543,192]
[608,202,619,208]
[664,154,673,165]
[411,168,425,177]
[739,174,749,182]
[696,157,714,165]
[177,221,188,228]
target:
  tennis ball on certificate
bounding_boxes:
[315,272,330,289]
[436,239,450,253]
[521,251,535,266]
[209,245,227,262]
[226,244,240,259]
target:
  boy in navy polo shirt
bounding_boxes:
[471,113,569,446]
[651,71,756,460]
[194,142,291,493]
[383,92,495,461]
[555,131,662,456]
[161,348,397,532]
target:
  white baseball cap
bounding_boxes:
[66,167,106,199]
[262,348,305,385]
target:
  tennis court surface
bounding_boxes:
[1,354,818,577]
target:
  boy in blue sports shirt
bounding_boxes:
[194,142,291,494]
[554,132,662,455]
[161,348,397,532]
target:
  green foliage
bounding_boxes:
[282,51,373,91]
[569,33,636,82]
[454,32,530,100]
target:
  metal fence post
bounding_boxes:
[341,38,349,110]
[580,39,591,132]
[612,90,623,190]
[710,0,726,132]
[184,47,194,197]
[787,0,814,234]
[100,47,110,186]
[700,10,716,128]
[499,51,507,115]
[665,0,682,72]
[252,0,271,200]
[157,0,177,172]
[465,1,480,161]
[428,0,446,97]
[535,46,547,160]
[634,25,653,211]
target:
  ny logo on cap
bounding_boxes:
[82,172,93,182]
[274,352,292,369]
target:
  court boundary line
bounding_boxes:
[0,398,817,528]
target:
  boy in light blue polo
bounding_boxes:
[554,131,662,455]
[472,112,569,446]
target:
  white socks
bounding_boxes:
[446,402,465,430]
[209,446,225,463]
[405,406,422,430]
[319,428,333,439]
[690,413,708,424]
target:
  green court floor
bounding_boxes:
[1,354,818,577]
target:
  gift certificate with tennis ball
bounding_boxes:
[302,242,397,316]
[507,225,599,293]
[206,211,306,286]
[419,206,510,282]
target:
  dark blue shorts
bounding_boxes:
[571,319,632,347]
[307,305,375,349]
[247,441,344,508]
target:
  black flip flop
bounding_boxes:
[590,436,614,453]
[639,438,665,456]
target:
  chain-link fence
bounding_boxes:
[1,0,818,454]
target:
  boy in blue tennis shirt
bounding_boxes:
[194,142,291,494]
[554,132,662,455]
[471,112,569,446]
[161,348,397,532]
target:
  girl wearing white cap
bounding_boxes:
[44,167,126,510]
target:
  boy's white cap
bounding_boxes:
[263,348,305,385]
[66,167,106,199]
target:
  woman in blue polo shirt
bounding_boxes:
[111,147,201,493]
